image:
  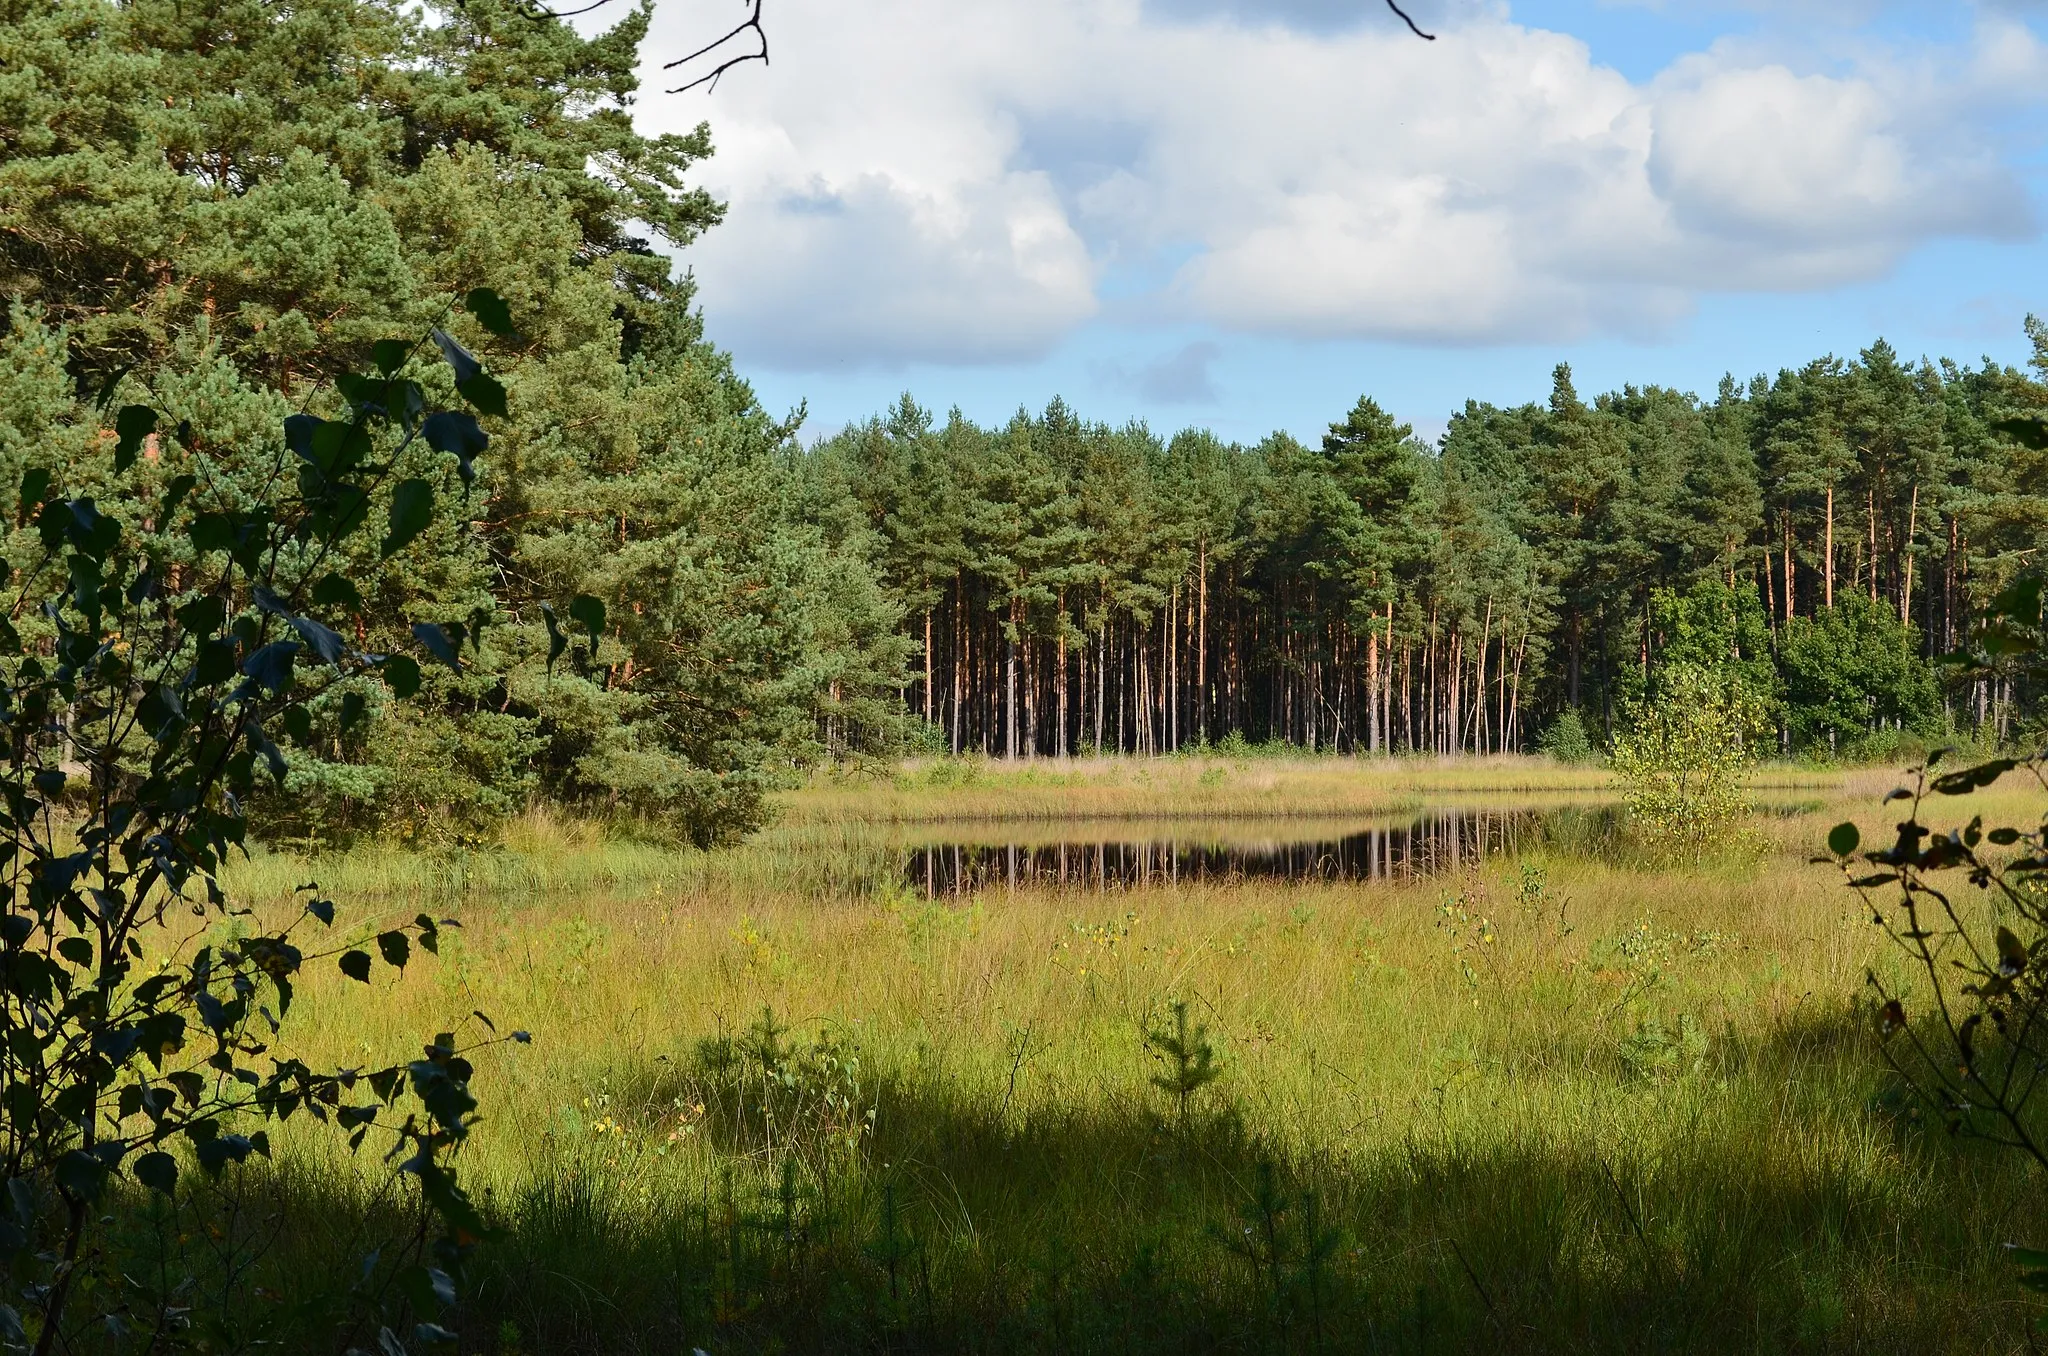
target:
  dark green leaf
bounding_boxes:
[377,931,410,970]
[382,479,433,558]
[569,594,605,647]
[17,468,49,523]
[541,603,567,674]
[399,1261,458,1311]
[132,1151,177,1197]
[194,638,237,685]
[1998,926,2028,976]
[241,641,300,695]
[1993,415,2048,451]
[194,1135,255,1177]
[1932,759,2017,796]
[340,690,368,734]
[291,614,346,666]
[114,405,157,473]
[411,623,462,671]
[176,594,227,638]
[339,950,372,983]
[430,328,480,384]
[312,573,363,610]
[422,412,488,490]
[284,413,323,464]
[55,1150,108,1201]
[456,373,507,418]
[381,654,422,699]
[1828,822,1860,857]
[464,287,517,336]
[188,511,236,556]
[92,363,132,411]
[372,339,411,375]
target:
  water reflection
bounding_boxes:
[904,806,1619,896]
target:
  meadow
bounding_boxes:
[193,755,2048,1353]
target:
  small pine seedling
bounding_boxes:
[1146,1000,1223,1123]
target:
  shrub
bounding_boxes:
[1535,708,1595,763]
[0,300,524,1348]
[1611,664,1768,858]
[1828,565,2048,1302]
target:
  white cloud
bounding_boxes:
[639,0,2042,368]
[1646,62,2027,258]
[687,168,1096,368]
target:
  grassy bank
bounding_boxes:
[177,758,2048,1351]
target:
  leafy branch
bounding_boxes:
[0,290,531,1353]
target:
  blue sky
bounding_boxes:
[638,0,2048,445]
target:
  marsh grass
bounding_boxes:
[164,760,2048,1351]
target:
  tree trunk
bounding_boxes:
[1005,604,1018,759]
[952,582,965,754]
[1057,590,1069,758]
[1901,484,1918,628]
[1482,598,1499,753]
[1946,516,1959,652]
[1366,617,1382,753]
[1198,545,1208,744]
[1763,540,1777,630]
[1509,631,1527,751]
[1782,512,1794,622]
[1096,607,1107,754]
[1824,482,1835,609]
[1567,613,1582,709]
[1167,583,1178,752]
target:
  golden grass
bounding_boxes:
[203,757,2048,1351]
[781,751,1850,826]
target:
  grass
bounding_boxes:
[153,757,2048,1350]
[790,752,1633,824]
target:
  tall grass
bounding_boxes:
[176,762,2048,1351]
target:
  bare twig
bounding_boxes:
[1385,0,1437,40]
[663,0,767,94]
[509,0,1430,96]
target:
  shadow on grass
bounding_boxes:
[449,1050,2033,1355]
[75,1002,2039,1356]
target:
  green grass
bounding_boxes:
[152,759,2048,1350]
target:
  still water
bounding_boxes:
[902,805,1622,897]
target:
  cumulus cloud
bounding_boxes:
[639,0,2043,368]
[688,169,1096,368]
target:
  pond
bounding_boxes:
[902,803,1626,896]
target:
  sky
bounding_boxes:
[628,0,2048,446]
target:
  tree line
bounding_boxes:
[2,0,910,846]
[8,0,2047,857]
[817,335,2048,760]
